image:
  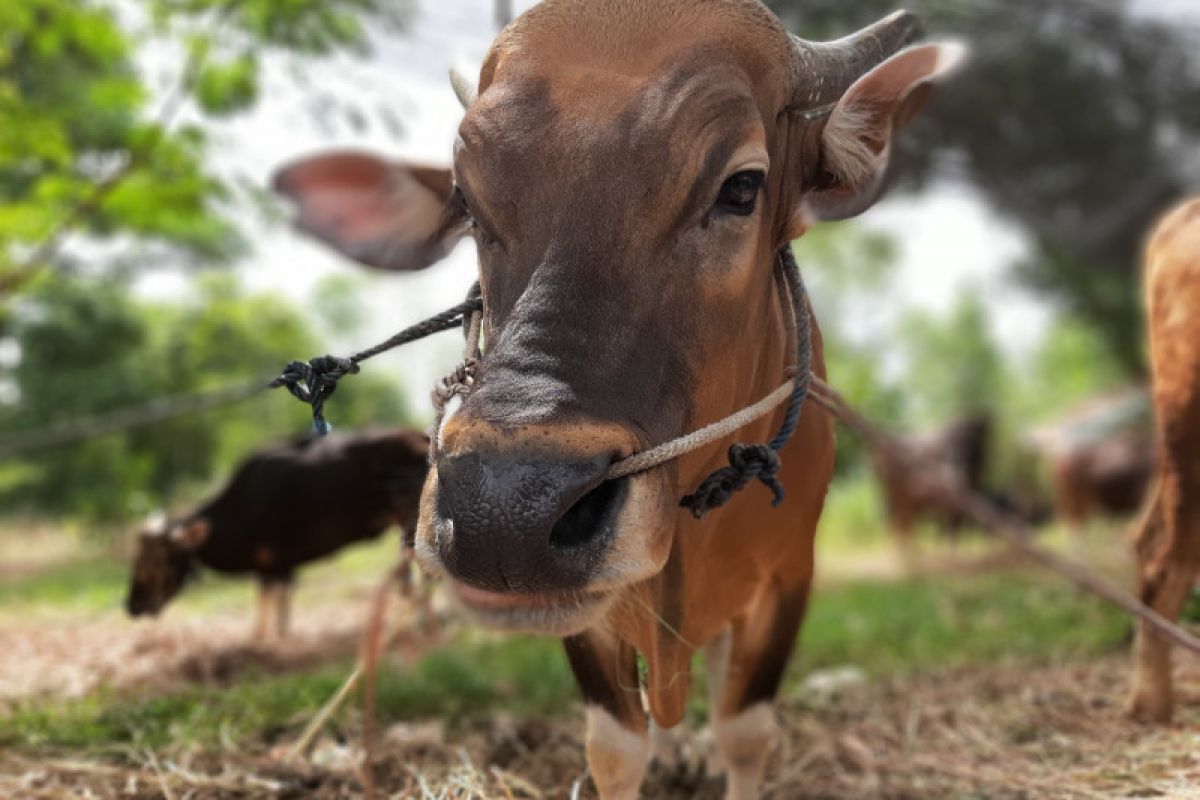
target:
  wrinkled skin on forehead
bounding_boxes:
[459,60,781,428]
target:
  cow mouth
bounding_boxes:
[448,581,615,635]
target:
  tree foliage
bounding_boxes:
[0,0,409,292]
[0,274,412,522]
[0,0,415,523]
[768,0,1200,372]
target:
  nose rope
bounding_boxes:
[669,246,811,517]
[604,246,808,489]
[273,250,810,515]
[271,285,483,436]
[429,298,483,463]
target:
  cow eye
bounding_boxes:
[716,170,765,216]
[471,219,499,249]
[453,187,500,249]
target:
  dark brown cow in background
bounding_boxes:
[1129,197,1200,723]
[1027,387,1154,538]
[126,429,428,639]
[875,414,991,554]
[273,3,963,796]
[1050,433,1154,535]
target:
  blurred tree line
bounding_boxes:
[0,0,415,524]
[2,0,1191,524]
[0,274,409,521]
[769,0,1200,373]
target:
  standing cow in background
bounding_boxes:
[875,414,991,558]
[1050,432,1154,536]
[1129,198,1200,723]
[126,429,428,639]
[1027,387,1155,538]
[274,3,963,796]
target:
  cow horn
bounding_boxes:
[449,66,478,109]
[791,9,922,109]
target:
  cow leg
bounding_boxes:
[647,697,682,767]
[701,625,734,775]
[712,583,809,800]
[1129,483,1200,722]
[252,578,272,641]
[563,630,648,800]
[273,578,293,639]
[892,518,920,575]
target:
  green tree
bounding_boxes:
[795,223,907,473]
[898,291,1007,426]
[1015,316,1131,424]
[767,0,1200,373]
[0,273,411,523]
[0,0,409,296]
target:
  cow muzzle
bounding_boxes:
[415,423,674,635]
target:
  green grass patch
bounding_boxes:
[0,635,575,752]
[0,566,1131,754]
[0,530,404,617]
[0,554,129,613]
[795,570,1128,679]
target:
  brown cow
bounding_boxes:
[1129,197,1200,723]
[126,429,428,639]
[875,414,991,554]
[1050,432,1154,536]
[274,4,962,796]
[1028,387,1155,538]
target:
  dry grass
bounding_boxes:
[3,654,1198,799]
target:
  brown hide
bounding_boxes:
[875,415,991,543]
[125,430,429,619]
[1050,433,1154,532]
[1130,197,1200,722]
[269,2,963,794]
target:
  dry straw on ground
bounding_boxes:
[3,654,1198,799]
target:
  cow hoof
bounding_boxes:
[650,721,683,767]
[1127,690,1173,724]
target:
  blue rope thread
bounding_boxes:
[271,286,482,436]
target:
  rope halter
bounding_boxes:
[274,248,811,517]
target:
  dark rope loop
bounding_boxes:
[681,246,811,518]
[680,444,783,518]
[271,284,482,436]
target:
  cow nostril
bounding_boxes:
[550,478,626,550]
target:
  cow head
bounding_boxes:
[124,513,209,617]
[273,1,962,635]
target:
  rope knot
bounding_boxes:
[680,443,785,519]
[432,358,478,411]
[271,355,360,436]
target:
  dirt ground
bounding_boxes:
[3,653,1199,799]
[3,541,1199,799]
[0,606,369,701]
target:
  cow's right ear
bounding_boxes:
[272,150,459,273]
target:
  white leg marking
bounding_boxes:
[714,703,778,800]
[649,719,682,766]
[704,626,734,774]
[252,583,270,641]
[585,706,650,800]
[275,584,291,639]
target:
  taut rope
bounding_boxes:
[275,247,812,513]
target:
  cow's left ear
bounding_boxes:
[170,518,210,551]
[272,150,458,272]
[795,42,967,227]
